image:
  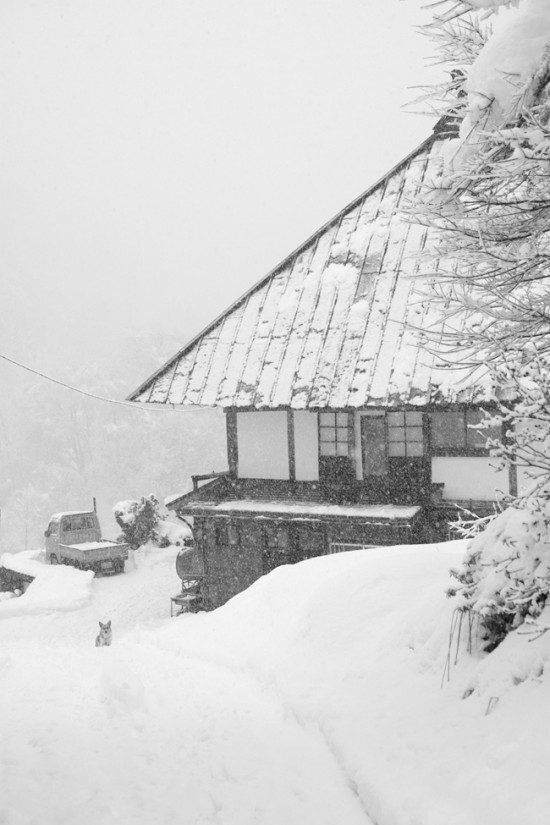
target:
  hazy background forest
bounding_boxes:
[0,330,226,553]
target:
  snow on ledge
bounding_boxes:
[186,499,421,521]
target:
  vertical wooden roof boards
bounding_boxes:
[129,131,487,409]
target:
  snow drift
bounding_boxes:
[1,540,550,825]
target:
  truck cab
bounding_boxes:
[45,512,100,553]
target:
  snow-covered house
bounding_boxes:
[130,123,511,608]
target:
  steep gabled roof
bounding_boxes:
[130,128,485,409]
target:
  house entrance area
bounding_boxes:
[359,412,429,504]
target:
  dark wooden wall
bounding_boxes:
[196,512,431,609]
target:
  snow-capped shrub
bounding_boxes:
[156,518,193,548]
[113,495,162,550]
[113,496,192,550]
[448,506,550,650]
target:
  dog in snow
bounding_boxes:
[95,620,112,647]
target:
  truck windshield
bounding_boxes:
[61,515,95,531]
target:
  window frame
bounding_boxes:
[429,409,502,457]
[359,409,426,480]
[318,412,353,458]
[386,410,425,458]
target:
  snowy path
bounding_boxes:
[3,542,550,825]
[0,553,370,825]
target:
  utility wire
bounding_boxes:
[0,352,201,413]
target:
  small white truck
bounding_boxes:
[44,511,128,575]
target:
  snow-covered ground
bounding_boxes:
[1,540,549,825]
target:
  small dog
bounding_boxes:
[95,620,112,647]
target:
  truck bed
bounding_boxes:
[59,541,129,564]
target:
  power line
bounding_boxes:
[0,352,202,413]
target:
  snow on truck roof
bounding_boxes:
[50,512,96,521]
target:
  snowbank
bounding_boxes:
[1,548,47,577]
[126,540,180,574]
[0,545,368,825]
[0,555,94,617]
[152,542,550,825]
[2,539,550,824]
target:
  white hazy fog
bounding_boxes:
[0,0,442,550]
[1,0,439,386]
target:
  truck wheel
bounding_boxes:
[50,555,58,565]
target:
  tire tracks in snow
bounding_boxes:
[134,630,376,825]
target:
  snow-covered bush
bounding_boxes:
[113,495,162,550]
[113,496,192,550]
[410,0,550,653]
[448,506,550,650]
[156,519,193,548]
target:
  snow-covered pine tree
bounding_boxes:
[408,0,550,648]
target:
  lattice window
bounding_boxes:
[387,411,424,457]
[319,412,351,457]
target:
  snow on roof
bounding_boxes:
[130,128,489,409]
[50,511,95,521]
[175,499,421,522]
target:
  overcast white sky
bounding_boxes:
[0,0,440,383]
